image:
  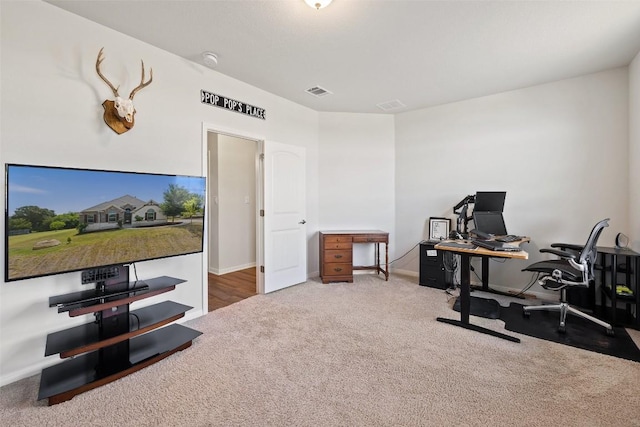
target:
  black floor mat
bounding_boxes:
[453,296,501,319]
[500,302,640,362]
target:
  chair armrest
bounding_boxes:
[550,242,584,251]
[540,248,576,259]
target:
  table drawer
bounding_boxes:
[353,235,388,243]
[324,249,352,263]
[323,241,353,250]
[323,235,353,243]
[322,263,353,277]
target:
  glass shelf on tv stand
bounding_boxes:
[49,276,186,316]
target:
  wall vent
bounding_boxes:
[305,86,332,97]
[376,99,406,111]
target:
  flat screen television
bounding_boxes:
[4,163,206,282]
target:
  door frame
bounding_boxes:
[201,122,265,314]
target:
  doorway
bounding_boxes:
[201,123,308,313]
[206,131,259,311]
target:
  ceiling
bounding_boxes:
[46,0,640,114]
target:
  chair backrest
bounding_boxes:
[578,218,609,278]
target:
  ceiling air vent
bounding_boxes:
[376,99,406,112]
[305,86,332,97]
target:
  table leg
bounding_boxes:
[436,253,520,343]
[481,257,489,291]
[385,242,389,280]
[469,256,524,299]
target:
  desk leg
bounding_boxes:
[437,253,520,343]
[481,257,489,291]
[385,242,389,281]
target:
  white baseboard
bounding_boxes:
[209,262,256,276]
[390,268,418,278]
[0,357,57,388]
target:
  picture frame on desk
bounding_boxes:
[429,217,450,241]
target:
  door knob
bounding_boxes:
[299,219,306,224]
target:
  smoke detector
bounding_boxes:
[202,52,218,68]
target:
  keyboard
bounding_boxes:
[437,241,476,250]
[496,235,520,243]
[472,239,521,252]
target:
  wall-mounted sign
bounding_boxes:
[201,90,266,120]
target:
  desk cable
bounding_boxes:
[511,272,541,298]
[387,240,422,266]
[443,252,460,301]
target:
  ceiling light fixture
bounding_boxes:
[304,0,332,10]
[202,52,218,68]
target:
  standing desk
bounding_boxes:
[435,239,529,342]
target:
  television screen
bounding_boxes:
[4,164,206,282]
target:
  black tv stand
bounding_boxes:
[38,273,201,405]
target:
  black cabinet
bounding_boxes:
[419,241,453,289]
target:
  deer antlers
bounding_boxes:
[129,60,153,99]
[95,47,153,99]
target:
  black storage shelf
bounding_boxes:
[38,324,202,401]
[45,301,193,357]
[601,286,636,303]
[596,247,639,329]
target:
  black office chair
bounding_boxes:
[522,218,614,336]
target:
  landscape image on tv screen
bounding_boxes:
[5,164,206,282]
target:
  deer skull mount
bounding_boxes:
[96,48,153,134]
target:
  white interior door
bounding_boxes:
[263,141,307,293]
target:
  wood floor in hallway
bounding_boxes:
[208,267,257,311]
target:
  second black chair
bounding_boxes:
[522,218,614,336]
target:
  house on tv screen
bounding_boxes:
[79,195,167,232]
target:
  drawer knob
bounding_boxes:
[334,267,342,272]
[334,254,343,259]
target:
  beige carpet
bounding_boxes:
[2,275,640,426]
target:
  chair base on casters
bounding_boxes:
[523,302,615,336]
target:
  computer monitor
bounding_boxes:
[474,191,506,212]
[473,211,508,236]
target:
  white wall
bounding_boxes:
[394,69,630,296]
[208,134,257,274]
[630,51,640,253]
[216,135,257,273]
[318,113,396,268]
[0,1,318,386]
